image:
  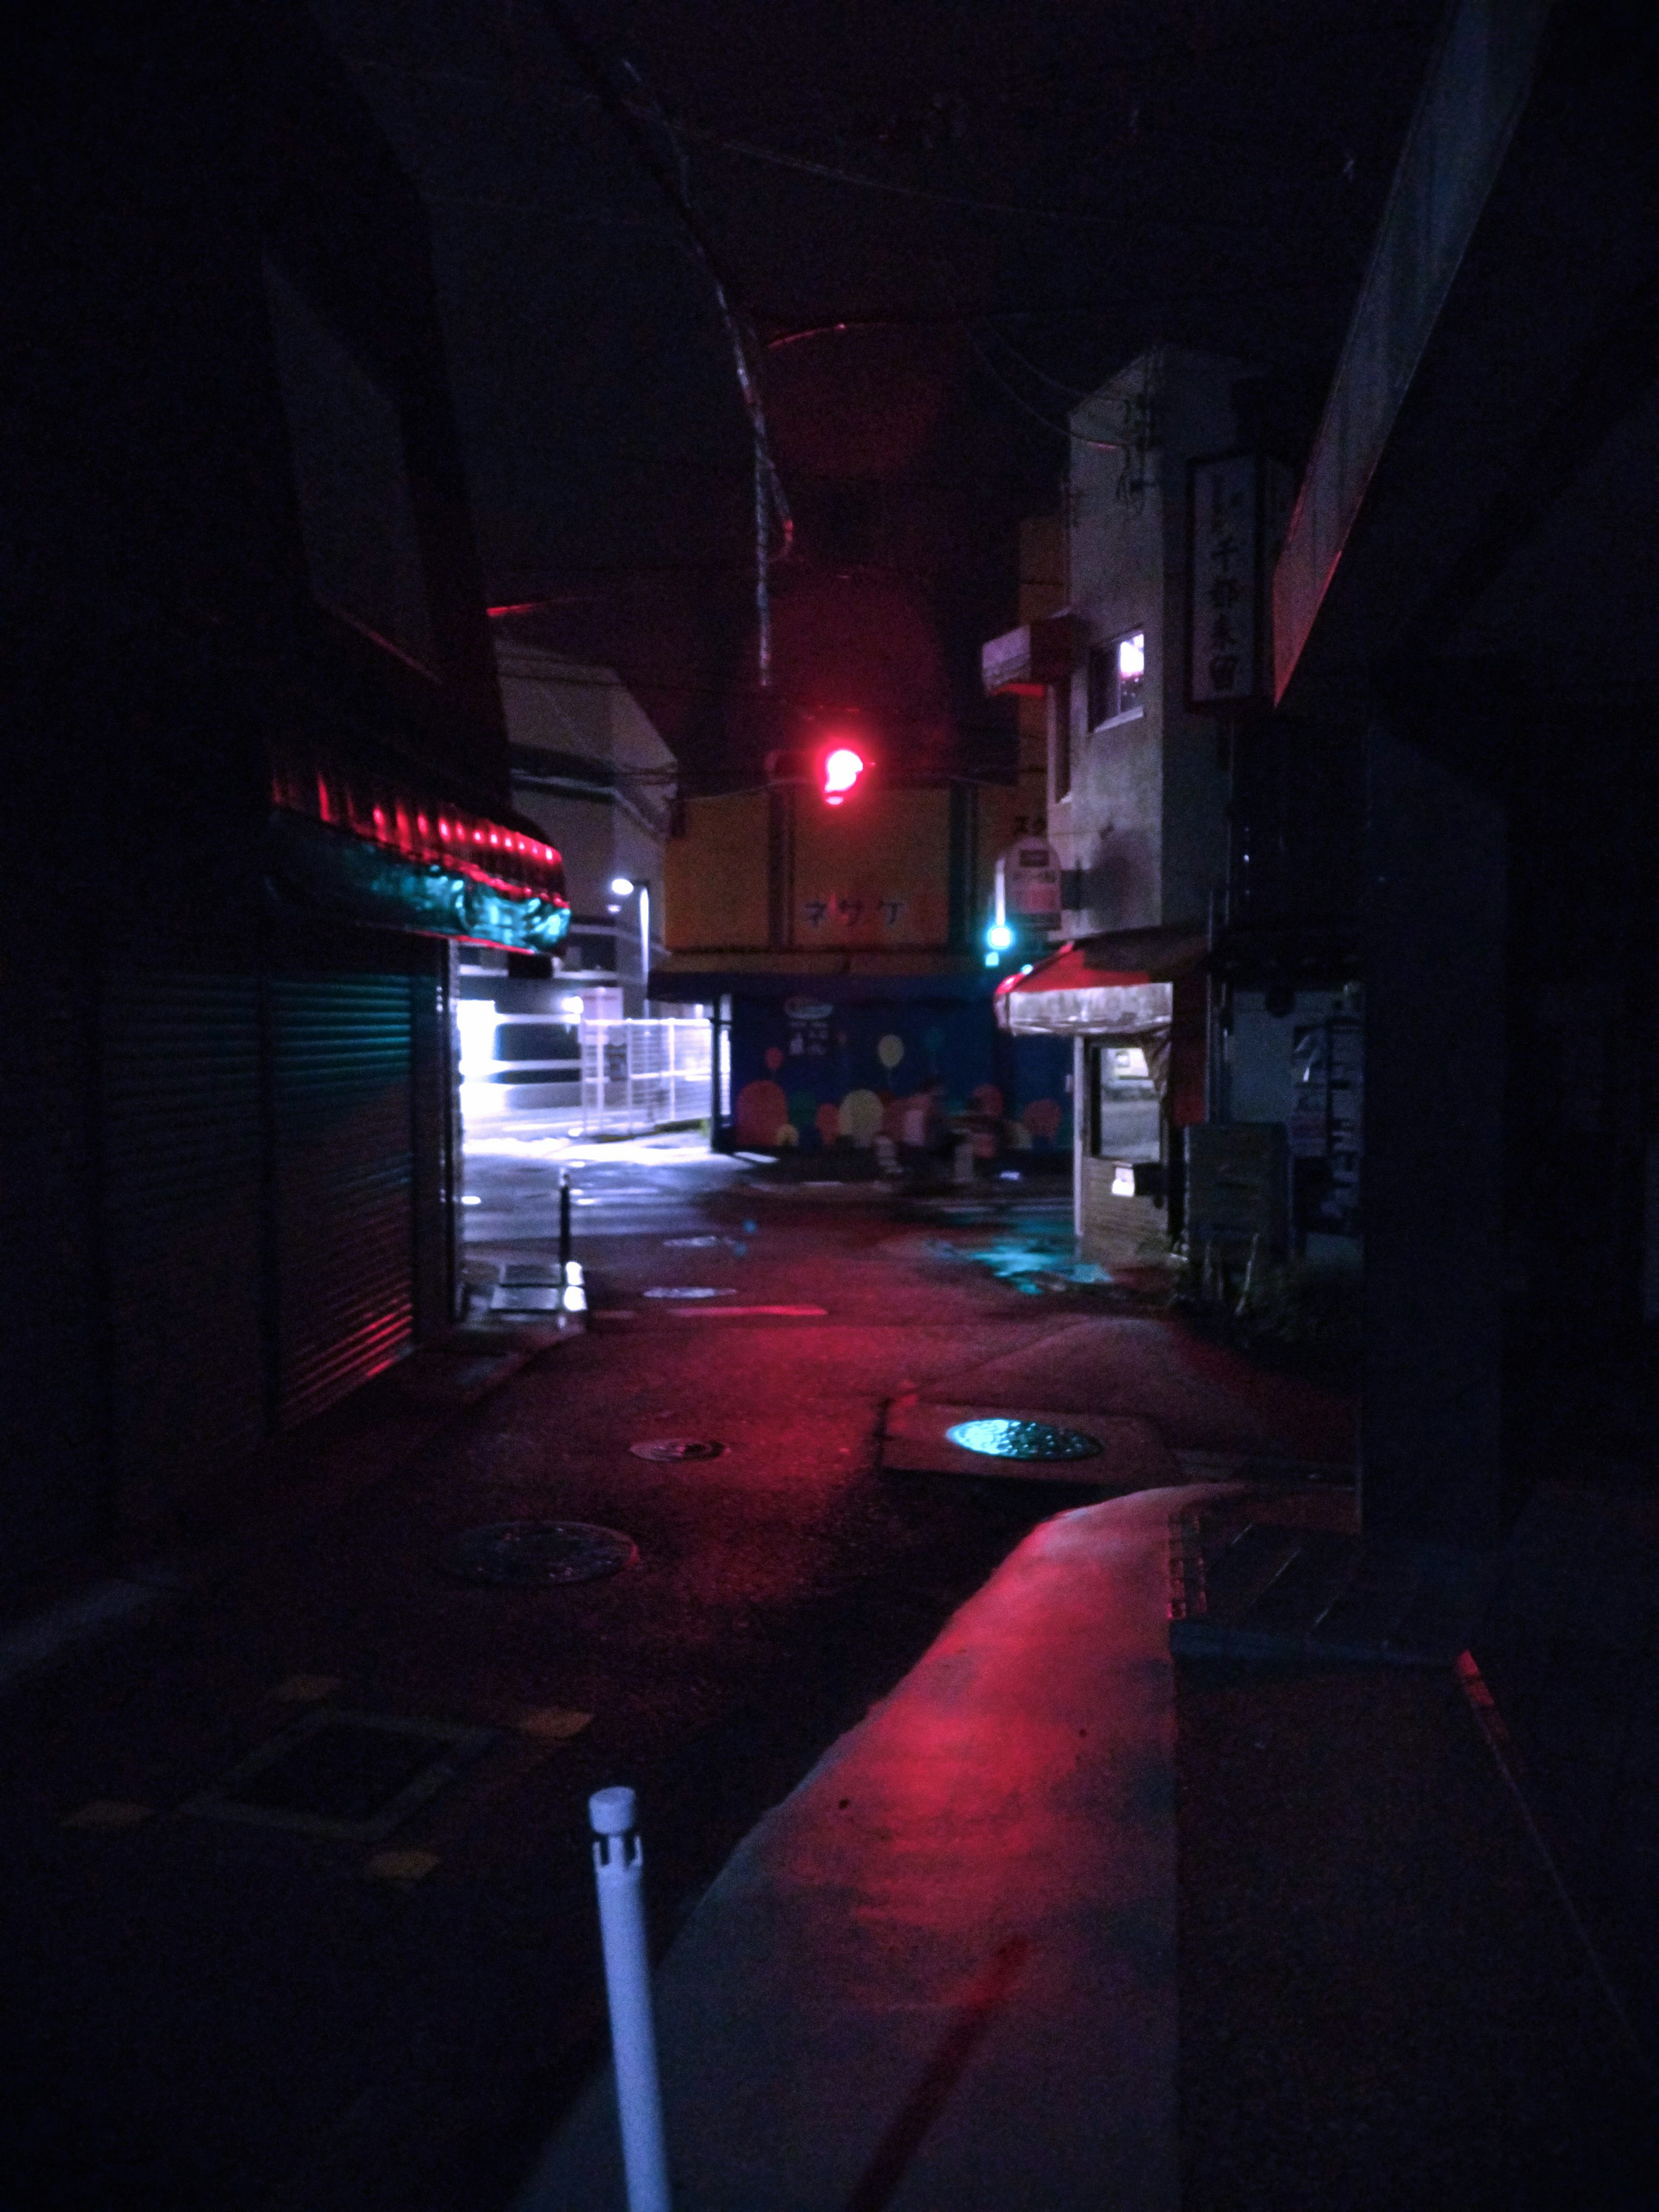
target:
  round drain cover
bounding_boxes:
[642,1286,735,1299]
[629,1438,725,1462]
[439,1520,638,1586]
[945,1418,1104,1462]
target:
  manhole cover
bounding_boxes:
[629,1438,725,1462]
[944,1417,1105,1462]
[181,1710,495,1841]
[438,1520,638,1586]
[642,1286,735,1299]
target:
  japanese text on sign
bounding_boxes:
[802,894,907,930]
[1189,454,1259,706]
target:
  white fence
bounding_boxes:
[580,1019,712,1136]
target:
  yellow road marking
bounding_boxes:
[518,1706,593,1741]
[364,1850,442,1882]
[63,1800,152,1829]
[270,1675,343,1702]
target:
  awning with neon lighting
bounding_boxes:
[267,736,569,953]
[993,926,1208,1037]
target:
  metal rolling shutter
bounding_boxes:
[271,969,416,1428]
[102,967,268,1502]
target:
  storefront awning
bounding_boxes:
[267,733,569,953]
[993,925,1208,1037]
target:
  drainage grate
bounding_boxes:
[181,1710,495,1841]
[438,1520,638,1586]
[629,1438,725,1462]
[944,1417,1104,1462]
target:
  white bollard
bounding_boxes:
[589,1787,671,2212]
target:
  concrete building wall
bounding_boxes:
[491,645,678,1013]
[791,785,953,950]
[1015,515,1066,838]
[665,792,770,952]
[1057,347,1251,938]
[664,783,1012,960]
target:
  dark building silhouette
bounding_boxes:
[2,3,564,1573]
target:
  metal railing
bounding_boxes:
[580,1019,712,1136]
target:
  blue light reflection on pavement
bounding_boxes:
[920,1227,1115,1297]
[945,1418,1106,1461]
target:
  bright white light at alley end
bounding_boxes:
[1118,633,1145,680]
[609,875,635,896]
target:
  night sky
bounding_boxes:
[309,1,1443,784]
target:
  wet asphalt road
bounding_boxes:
[4,1144,1141,2212]
[461,1128,752,1246]
[20,1146,1624,2212]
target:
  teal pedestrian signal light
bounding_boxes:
[985,920,1014,966]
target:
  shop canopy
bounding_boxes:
[993,925,1208,1039]
[267,731,569,954]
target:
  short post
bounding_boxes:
[559,1167,572,1273]
[590,1787,671,2212]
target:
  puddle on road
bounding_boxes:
[920,1227,1115,1296]
[880,1215,1141,1297]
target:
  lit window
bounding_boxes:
[1087,630,1146,728]
[1089,1039,1160,1166]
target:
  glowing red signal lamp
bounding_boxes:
[821,744,867,805]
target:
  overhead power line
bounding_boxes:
[534,1,792,688]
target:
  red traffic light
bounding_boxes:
[821,745,867,805]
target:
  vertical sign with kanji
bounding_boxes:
[1187,452,1262,708]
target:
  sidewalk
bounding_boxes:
[518,1313,1653,2211]
[3,1193,1652,2209]
[519,1485,1195,2212]
[521,1475,1653,2210]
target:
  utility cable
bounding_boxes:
[978,329,1095,402]
[963,326,1122,450]
[534,1,792,687]
[617,57,793,688]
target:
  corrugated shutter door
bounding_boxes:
[103,968,268,1503]
[272,971,415,1428]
